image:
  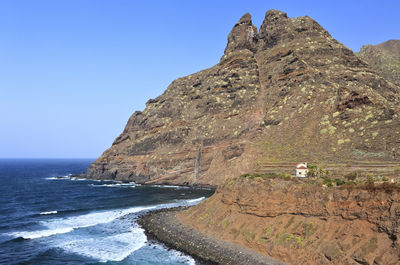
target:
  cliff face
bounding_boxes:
[86,10,400,185]
[179,178,400,264]
[357,40,400,86]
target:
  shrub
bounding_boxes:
[344,171,357,181]
[307,164,329,178]
[345,180,356,186]
[240,172,293,180]
[323,177,333,187]
[335,178,346,186]
[365,175,375,185]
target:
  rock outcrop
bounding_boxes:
[85,10,400,185]
[357,40,400,86]
[179,178,400,264]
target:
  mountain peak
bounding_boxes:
[376,39,400,58]
[264,9,288,21]
[238,12,252,24]
[357,39,400,86]
[224,12,257,54]
[85,10,400,187]
[258,10,330,51]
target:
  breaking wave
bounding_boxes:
[60,228,147,262]
[89,182,137,188]
[40,211,58,215]
[9,206,155,240]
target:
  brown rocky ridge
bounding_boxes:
[85,10,400,187]
[357,40,400,86]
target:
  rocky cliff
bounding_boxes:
[357,40,400,86]
[85,10,400,185]
[179,178,400,264]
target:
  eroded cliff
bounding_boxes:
[179,178,400,264]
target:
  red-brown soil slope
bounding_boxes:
[179,178,400,264]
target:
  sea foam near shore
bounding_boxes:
[7,197,207,262]
[0,159,214,264]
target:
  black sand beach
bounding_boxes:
[138,207,285,265]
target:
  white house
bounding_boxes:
[295,163,309,177]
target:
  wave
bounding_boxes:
[8,196,205,241]
[8,206,155,240]
[45,174,71,180]
[52,196,204,263]
[69,177,88,181]
[186,197,205,203]
[40,211,58,215]
[89,182,137,188]
[149,196,206,211]
[11,227,74,240]
[60,228,147,262]
[118,182,138,186]
[141,242,196,264]
[149,184,190,189]
[45,174,89,181]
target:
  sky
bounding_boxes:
[0,0,399,158]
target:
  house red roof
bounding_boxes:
[297,166,308,170]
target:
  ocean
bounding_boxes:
[0,159,214,265]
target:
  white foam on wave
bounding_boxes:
[118,182,137,186]
[186,197,205,203]
[7,196,207,264]
[149,196,206,211]
[11,227,74,239]
[9,195,205,242]
[60,228,147,262]
[169,251,196,265]
[70,177,88,181]
[45,174,90,181]
[40,211,58,215]
[9,206,155,240]
[149,184,189,189]
[89,182,136,188]
[146,243,197,264]
[53,197,203,263]
[45,174,71,180]
[89,184,114,187]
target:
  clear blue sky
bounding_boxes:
[0,0,399,158]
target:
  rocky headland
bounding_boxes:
[87,9,400,265]
[84,10,400,186]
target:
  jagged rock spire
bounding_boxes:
[257,9,330,50]
[224,13,258,54]
[258,9,289,35]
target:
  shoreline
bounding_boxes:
[74,174,218,190]
[137,207,285,265]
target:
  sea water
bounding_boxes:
[0,159,214,264]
